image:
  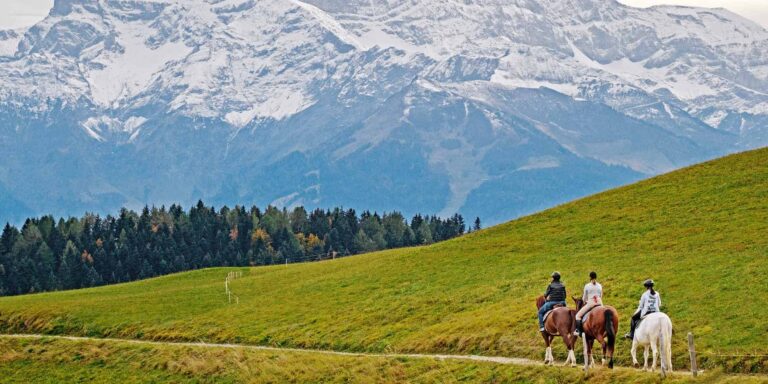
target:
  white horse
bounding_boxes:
[631,312,673,375]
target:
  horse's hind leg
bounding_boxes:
[562,334,576,367]
[643,346,650,371]
[631,340,639,367]
[650,341,659,372]
[601,341,607,366]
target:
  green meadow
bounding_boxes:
[0,147,766,380]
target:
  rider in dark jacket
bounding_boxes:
[538,272,567,332]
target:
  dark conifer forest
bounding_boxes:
[0,202,472,296]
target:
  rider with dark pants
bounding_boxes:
[538,271,567,332]
[625,279,662,339]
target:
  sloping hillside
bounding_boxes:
[0,148,766,373]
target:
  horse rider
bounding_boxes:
[624,279,661,339]
[538,271,567,332]
[574,271,602,336]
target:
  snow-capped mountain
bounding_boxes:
[1,0,767,224]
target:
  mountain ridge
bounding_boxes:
[0,0,766,224]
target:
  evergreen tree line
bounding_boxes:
[0,201,479,296]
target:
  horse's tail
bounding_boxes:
[661,315,673,372]
[604,309,616,368]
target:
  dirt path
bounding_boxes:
[0,333,539,366]
[2,333,716,378]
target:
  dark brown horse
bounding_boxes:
[573,296,619,368]
[536,296,578,366]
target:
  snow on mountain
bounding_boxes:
[0,29,25,57]
[0,0,767,225]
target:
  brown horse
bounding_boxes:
[536,296,578,366]
[573,296,619,368]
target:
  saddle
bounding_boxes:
[542,304,566,323]
[581,304,602,323]
[636,311,656,328]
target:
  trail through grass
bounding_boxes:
[2,336,766,383]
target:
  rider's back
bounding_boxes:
[638,290,661,317]
[546,281,566,302]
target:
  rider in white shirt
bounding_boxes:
[574,271,602,336]
[625,279,661,339]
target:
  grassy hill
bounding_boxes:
[0,147,766,378]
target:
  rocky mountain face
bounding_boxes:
[1,0,767,225]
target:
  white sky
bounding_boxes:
[0,0,766,29]
[1,0,53,29]
[618,0,768,27]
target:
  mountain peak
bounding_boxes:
[0,0,766,225]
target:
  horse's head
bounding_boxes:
[536,295,545,310]
[572,295,584,311]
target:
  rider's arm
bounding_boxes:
[582,284,589,303]
[636,293,646,312]
[544,284,551,300]
[657,293,662,310]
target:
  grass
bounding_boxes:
[0,147,766,379]
[1,336,765,383]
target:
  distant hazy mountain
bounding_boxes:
[1,0,767,224]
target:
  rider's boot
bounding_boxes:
[624,319,635,339]
[574,320,582,336]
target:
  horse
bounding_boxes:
[536,296,578,366]
[573,296,619,368]
[630,312,673,376]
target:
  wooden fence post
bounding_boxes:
[688,332,698,377]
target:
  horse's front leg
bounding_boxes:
[541,332,551,365]
[543,335,554,365]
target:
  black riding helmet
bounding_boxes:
[589,271,597,279]
[643,279,654,288]
[551,271,561,281]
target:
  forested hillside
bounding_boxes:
[0,202,469,296]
